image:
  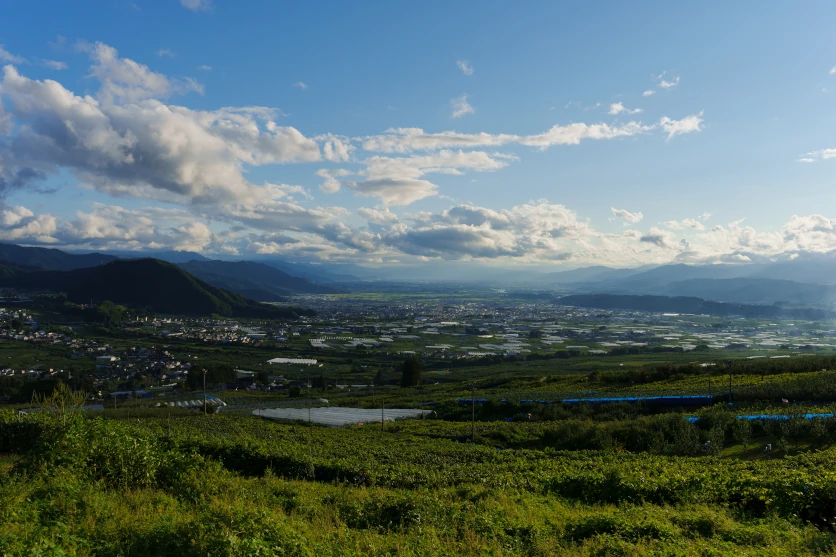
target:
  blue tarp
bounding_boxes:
[688,413,835,423]
[561,395,713,405]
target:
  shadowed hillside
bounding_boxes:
[0,258,312,318]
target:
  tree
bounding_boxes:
[373,367,386,386]
[401,357,421,387]
[733,419,752,451]
[10,318,22,331]
[187,364,237,390]
[256,370,270,385]
[528,329,543,339]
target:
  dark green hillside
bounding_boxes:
[0,258,312,318]
[0,263,27,280]
[68,259,309,317]
[179,260,343,301]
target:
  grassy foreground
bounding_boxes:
[3,401,836,556]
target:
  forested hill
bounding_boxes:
[0,258,312,318]
[559,294,834,320]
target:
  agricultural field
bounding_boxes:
[6,292,836,555]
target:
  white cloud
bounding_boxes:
[642,90,655,97]
[346,177,438,206]
[197,65,212,71]
[659,75,680,89]
[659,111,704,140]
[362,120,656,153]
[450,94,475,118]
[358,206,399,224]
[456,60,474,76]
[830,66,836,75]
[608,102,643,116]
[317,134,353,162]
[0,45,26,65]
[0,41,716,261]
[639,227,678,249]
[10,196,836,267]
[664,216,707,230]
[77,41,199,103]
[180,0,212,11]
[798,149,836,163]
[315,168,351,193]
[345,150,514,205]
[681,218,705,230]
[0,205,34,226]
[0,59,320,206]
[156,48,175,57]
[611,207,643,223]
[40,59,67,70]
[293,81,308,90]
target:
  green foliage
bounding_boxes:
[186,364,237,390]
[2,411,836,555]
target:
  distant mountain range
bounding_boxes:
[0,242,345,301]
[0,243,117,271]
[538,255,836,308]
[0,258,312,318]
[178,260,342,301]
[559,294,834,320]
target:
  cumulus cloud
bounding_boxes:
[830,66,836,76]
[450,94,475,118]
[0,41,715,260]
[456,60,474,76]
[608,102,642,115]
[317,134,353,162]
[9,197,836,267]
[315,168,351,193]
[0,60,320,205]
[358,206,399,224]
[0,205,57,243]
[385,203,593,260]
[681,218,704,230]
[642,90,655,97]
[660,111,704,140]
[75,41,204,103]
[611,207,643,223]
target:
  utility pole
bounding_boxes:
[708,374,711,398]
[381,393,385,432]
[307,375,312,424]
[471,382,476,443]
[203,368,207,416]
[728,371,732,404]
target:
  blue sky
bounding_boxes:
[1,0,836,267]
